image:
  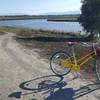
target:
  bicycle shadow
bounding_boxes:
[8,75,65,99]
[8,75,100,100]
[45,83,100,100]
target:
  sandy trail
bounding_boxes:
[0,33,100,100]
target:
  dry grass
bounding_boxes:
[15,28,79,39]
[0,26,80,38]
[0,31,6,35]
[17,39,97,81]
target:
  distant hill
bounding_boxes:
[0,13,29,16]
[44,11,81,15]
[0,11,81,21]
[0,11,81,16]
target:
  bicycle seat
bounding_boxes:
[67,42,75,46]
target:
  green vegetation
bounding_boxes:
[79,0,100,38]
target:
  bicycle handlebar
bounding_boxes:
[80,40,100,47]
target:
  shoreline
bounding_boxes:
[0,15,79,21]
[0,26,91,42]
[0,26,80,36]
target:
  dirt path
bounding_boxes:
[0,33,100,100]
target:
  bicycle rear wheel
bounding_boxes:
[50,51,71,76]
[96,58,100,83]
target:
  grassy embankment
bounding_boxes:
[0,26,85,39]
[0,26,97,81]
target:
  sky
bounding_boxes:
[0,0,82,15]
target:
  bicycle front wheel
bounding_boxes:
[50,51,71,76]
[96,58,100,82]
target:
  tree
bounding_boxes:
[79,0,100,37]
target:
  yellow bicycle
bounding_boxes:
[50,41,100,82]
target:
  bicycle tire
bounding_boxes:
[96,58,100,83]
[50,51,71,76]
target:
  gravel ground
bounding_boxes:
[0,32,100,100]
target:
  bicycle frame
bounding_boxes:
[61,46,97,72]
[50,41,100,82]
